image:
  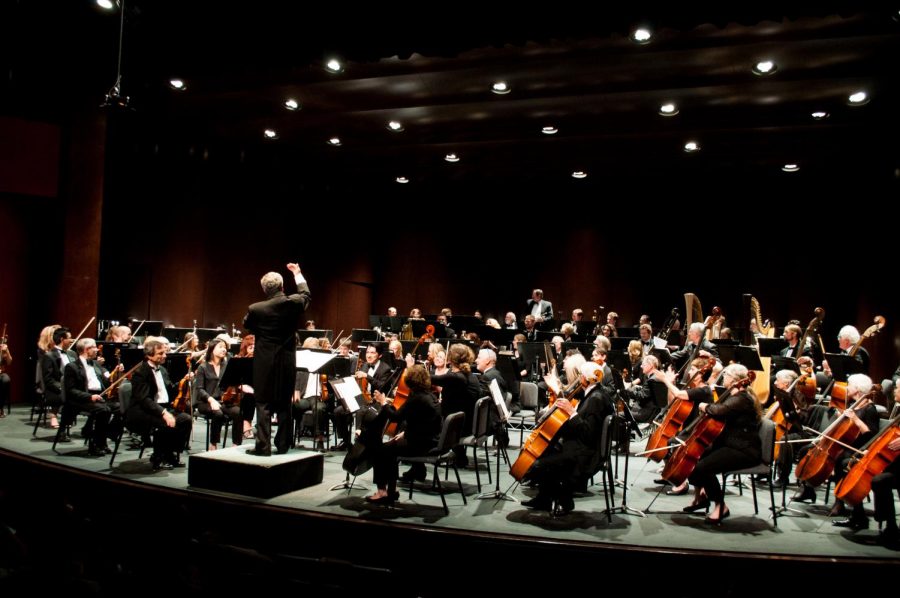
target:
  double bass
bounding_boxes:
[828,316,885,410]
[662,371,756,486]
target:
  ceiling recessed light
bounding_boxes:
[782,163,800,172]
[395,176,409,184]
[848,91,869,105]
[811,110,829,120]
[571,171,587,179]
[387,120,404,132]
[325,58,343,73]
[263,129,278,140]
[444,153,460,163]
[169,79,186,91]
[683,141,700,153]
[491,81,510,95]
[284,98,300,111]
[658,103,679,116]
[631,28,652,44]
[96,0,117,9]
[327,137,342,146]
[752,60,777,75]
[541,126,558,135]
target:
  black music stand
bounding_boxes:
[327,375,371,493]
[771,356,801,375]
[822,353,863,383]
[562,342,595,361]
[604,370,646,518]
[449,315,482,334]
[516,342,546,380]
[411,320,446,338]
[351,328,380,343]
[757,337,789,358]
[295,350,337,453]
[477,379,517,504]
[716,344,764,371]
[610,336,637,351]
[399,340,429,361]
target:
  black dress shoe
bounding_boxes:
[666,485,689,496]
[555,496,575,515]
[246,448,272,457]
[330,441,348,452]
[522,496,553,511]
[653,478,669,485]
[682,498,711,513]
[399,469,427,483]
[793,486,816,503]
[832,517,869,531]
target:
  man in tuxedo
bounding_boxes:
[41,326,75,432]
[521,362,615,514]
[243,263,311,455]
[62,338,113,455]
[639,324,654,356]
[669,322,719,372]
[523,315,539,342]
[779,324,808,358]
[526,289,553,324]
[126,337,192,470]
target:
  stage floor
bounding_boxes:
[1,410,898,563]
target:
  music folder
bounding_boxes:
[295,349,336,373]
[331,376,364,414]
[489,379,510,423]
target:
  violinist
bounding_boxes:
[126,337,192,470]
[794,374,880,527]
[182,332,204,360]
[599,323,617,339]
[679,363,762,524]
[388,339,405,368]
[521,362,615,514]
[62,338,113,455]
[194,338,242,449]
[336,337,354,358]
[364,365,442,504]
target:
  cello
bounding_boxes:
[827,316,885,411]
[385,324,434,437]
[643,357,716,462]
[834,413,900,506]
[795,386,879,487]
[662,372,756,486]
[510,369,597,481]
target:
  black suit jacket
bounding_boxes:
[63,359,107,405]
[526,299,553,321]
[670,338,719,368]
[129,361,176,418]
[41,348,77,404]
[243,283,311,405]
[361,361,392,395]
[479,367,508,397]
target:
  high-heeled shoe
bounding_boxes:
[705,507,730,524]
[682,498,710,513]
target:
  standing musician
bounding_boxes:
[526,289,553,324]
[62,338,114,455]
[521,362,615,514]
[243,263,311,456]
[677,363,762,524]
[0,335,11,417]
[364,365,442,504]
[126,337,192,470]
[193,338,243,450]
[794,374,880,527]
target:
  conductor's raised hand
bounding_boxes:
[286,263,301,275]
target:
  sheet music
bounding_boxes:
[489,379,510,422]
[295,349,335,372]
[652,336,668,350]
[331,376,363,414]
[304,373,319,399]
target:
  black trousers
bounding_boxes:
[64,398,113,448]
[196,402,242,445]
[688,447,759,504]
[873,464,900,526]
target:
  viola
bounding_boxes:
[795,387,878,487]
[662,371,755,486]
[834,414,900,506]
[385,324,435,437]
[171,354,193,413]
[644,357,716,462]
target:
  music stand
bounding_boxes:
[368,315,383,330]
[449,315,482,334]
[757,337,789,357]
[516,342,546,379]
[327,376,372,493]
[770,356,801,375]
[610,336,637,351]
[296,350,337,452]
[650,347,672,368]
[573,321,594,336]
[351,328,380,343]
[822,353,863,383]
[604,370,646,518]
[562,342,595,361]
[716,344,764,371]
[411,320,446,338]
[535,331,563,342]
[477,379,517,504]
[399,340,429,361]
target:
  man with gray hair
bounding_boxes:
[62,338,114,455]
[669,322,719,373]
[243,263,311,456]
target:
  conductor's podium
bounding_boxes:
[188,446,324,498]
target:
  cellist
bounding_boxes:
[794,374,880,527]
[677,363,762,524]
[520,362,614,514]
[868,384,900,547]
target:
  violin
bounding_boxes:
[662,371,755,486]
[355,351,373,404]
[644,357,716,462]
[171,354,193,413]
[386,324,434,436]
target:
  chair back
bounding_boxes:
[472,396,492,438]
[587,414,615,476]
[519,382,539,409]
[117,379,133,415]
[758,418,776,466]
[436,411,466,454]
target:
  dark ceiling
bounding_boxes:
[4,2,900,185]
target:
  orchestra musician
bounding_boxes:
[678,363,762,524]
[770,368,813,486]
[0,336,11,417]
[794,374,880,528]
[62,338,113,455]
[243,263,311,456]
[40,327,74,432]
[237,335,256,440]
[867,384,900,547]
[823,325,870,375]
[521,362,615,514]
[526,289,553,324]
[623,354,667,424]
[193,338,243,449]
[293,337,328,446]
[669,322,720,371]
[639,324,654,357]
[105,325,133,344]
[364,364,442,504]
[126,337,192,470]
[523,315,538,342]
[503,312,518,330]
[780,324,808,358]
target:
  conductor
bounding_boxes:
[243,263,311,455]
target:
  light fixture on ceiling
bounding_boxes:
[327,137,342,146]
[284,98,300,111]
[571,171,587,179]
[541,126,558,135]
[848,91,869,106]
[395,176,409,184]
[683,141,700,153]
[100,0,129,109]
[491,81,510,95]
[811,110,829,120]
[96,0,118,10]
[630,28,652,44]
[752,60,777,76]
[387,120,404,132]
[263,129,279,140]
[658,102,679,116]
[169,78,186,91]
[444,153,460,163]
[325,58,343,73]
[782,163,800,172]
